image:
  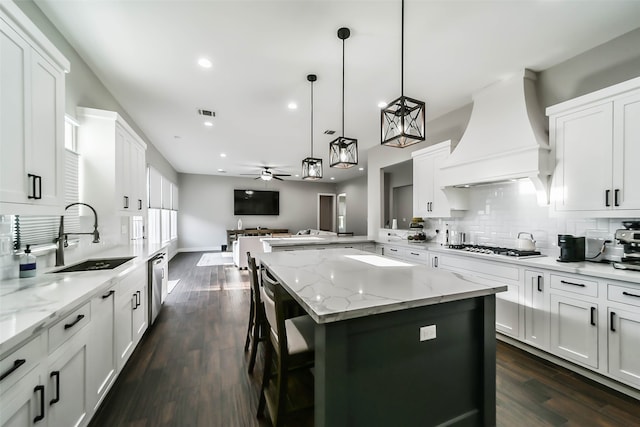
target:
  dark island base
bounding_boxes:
[315,296,497,427]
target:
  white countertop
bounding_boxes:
[262,235,373,247]
[257,248,507,324]
[0,242,167,356]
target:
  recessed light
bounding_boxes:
[295,174,300,177]
[204,121,213,127]
[288,102,298,110]
[198,57,212,68]
[217,169,226,173]
[359,167,364,171]
[220,153,226,158]
[377,101,387,108]
[330,177,335,180]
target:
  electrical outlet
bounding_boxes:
[419,325,437,341]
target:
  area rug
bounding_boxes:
[196,252,234,267]
[167,279,180,294]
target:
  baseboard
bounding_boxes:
[177,246,223,253]
[497,334,640,401]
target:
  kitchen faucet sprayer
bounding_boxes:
[55,202,100,267]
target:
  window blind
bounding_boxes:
[13,150,79,249]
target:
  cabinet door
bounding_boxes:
[0,367,45,427]
[87,288,116,411]
[28,50,64,208]
[613,91,640,211]
[553,103,613,212]
[130,139,146,212]
[132,285,147,345]
[0,19,28,206]
[47,341,88,427]
[115,126,130,211]
[115,293,135,371]
[496,282,521,338]
[608,307,640,387]
[412,154,433,217]
[524,271,549,350]
[550,294,598,368]
[430,149,451,218]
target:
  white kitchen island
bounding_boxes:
[257,248,507,427]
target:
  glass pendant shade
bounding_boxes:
[381,95,425,147]
[329,137,358,168]
[302,157,323,180]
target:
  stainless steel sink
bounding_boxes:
[50,257,135,273]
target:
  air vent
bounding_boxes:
[324,130,335,135]
[198,109,216,117]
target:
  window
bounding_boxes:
[147,166,178,244]
[161,210,171,244]
[170,210,177,240]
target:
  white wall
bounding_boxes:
[178,174,338,251]
[336,175,367,235]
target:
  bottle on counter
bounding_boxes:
[19,244,37,278]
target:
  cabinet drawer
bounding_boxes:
[438,255,519,282]
[0,334,45,394]
[608,283,640,307]
[404,249,428,264]
[550,274,598,298]
[49,301,91,353]
[384,246,405,259]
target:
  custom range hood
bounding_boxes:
[439,69,553,205]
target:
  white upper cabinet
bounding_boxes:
[548,76,640,216]
[0,4,69,215]
[77,108,147,216]
[412,140,467,218]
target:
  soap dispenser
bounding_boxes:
[19,245,37,278]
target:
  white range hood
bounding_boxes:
[439,69,553,205]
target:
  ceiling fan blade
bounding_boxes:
[240,173,258,176]
[273,176,284,181]
[274,174,291,177]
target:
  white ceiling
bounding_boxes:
[35,0,640,182]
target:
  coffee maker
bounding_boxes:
[557,235,585,262]
[613,221,640,271]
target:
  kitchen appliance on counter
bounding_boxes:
[557,235,585,262]
[148,251,168,325]
[613,221,640,271]
[448,244,543,258]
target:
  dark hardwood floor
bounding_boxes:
[89,252,640,427]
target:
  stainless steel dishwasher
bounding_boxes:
[148,252,167,325]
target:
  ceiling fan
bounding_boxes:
[241,166,291,181]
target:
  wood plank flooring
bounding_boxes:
[89,252,640,427]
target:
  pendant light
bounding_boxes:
[329,27,358,169]
[381,0,426,148]
[302,74,323,180]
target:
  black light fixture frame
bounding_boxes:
[330,27,358,169]
[302,74,323,180]
[381,0,426,148]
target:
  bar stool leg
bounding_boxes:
[244,288,255,352]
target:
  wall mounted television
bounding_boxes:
[234,190,280,215]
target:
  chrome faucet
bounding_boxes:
[55,202,100,267]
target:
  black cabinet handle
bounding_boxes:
[560,280,585,288]
[537,276,543,292]
[36,175,42,199]
[34,385,45,423]
[27,174,42,199]
[124,196,129,208]
[132,293,138,309]
[614,189,620,207]
[102,290,115,299]
[410,252,420,256]
[137,290,141,308]
[64,314,85,330]
[138,199,142,210]
[623,291,640,298]
[50,371,60,405]
[605,189,611,207]
[590,307,596,326]
[610,311,616,332]
[433,256,438,268]
[389,248,398,252]
[0,358,26,382]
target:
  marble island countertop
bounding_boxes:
[257,248,507,324]
[0,242,167,356]
[261,235,373,247]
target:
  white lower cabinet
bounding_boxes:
[0,366,46,427]
[550,293,599,369]
[524,270,550,350]
[607,282,640,388]
[115,265,147,370]
[495,282,522,338]
[87,286,117,411]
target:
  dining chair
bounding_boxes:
[257,267,315,427]
[244,252,267,374]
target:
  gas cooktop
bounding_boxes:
[447,244,545,258]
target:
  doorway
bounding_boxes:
[317,193,336,232]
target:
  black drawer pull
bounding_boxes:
[410,252,420,256]
[590,307,596,326]
[605,189,611,207]
[0,358,26,382]
[137,290,141,308]
[64,314,85,330]
[560,280,585,287]
[622,291,640,298]
[102,290,115,299]
[138,199,142,210]
[610,312,616,332]
[50,371,60,405]
[34,385,45,423]
[124,196,129,208]
[537,276,543,292]
[390,248,398,252]
[433,256,438,268]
